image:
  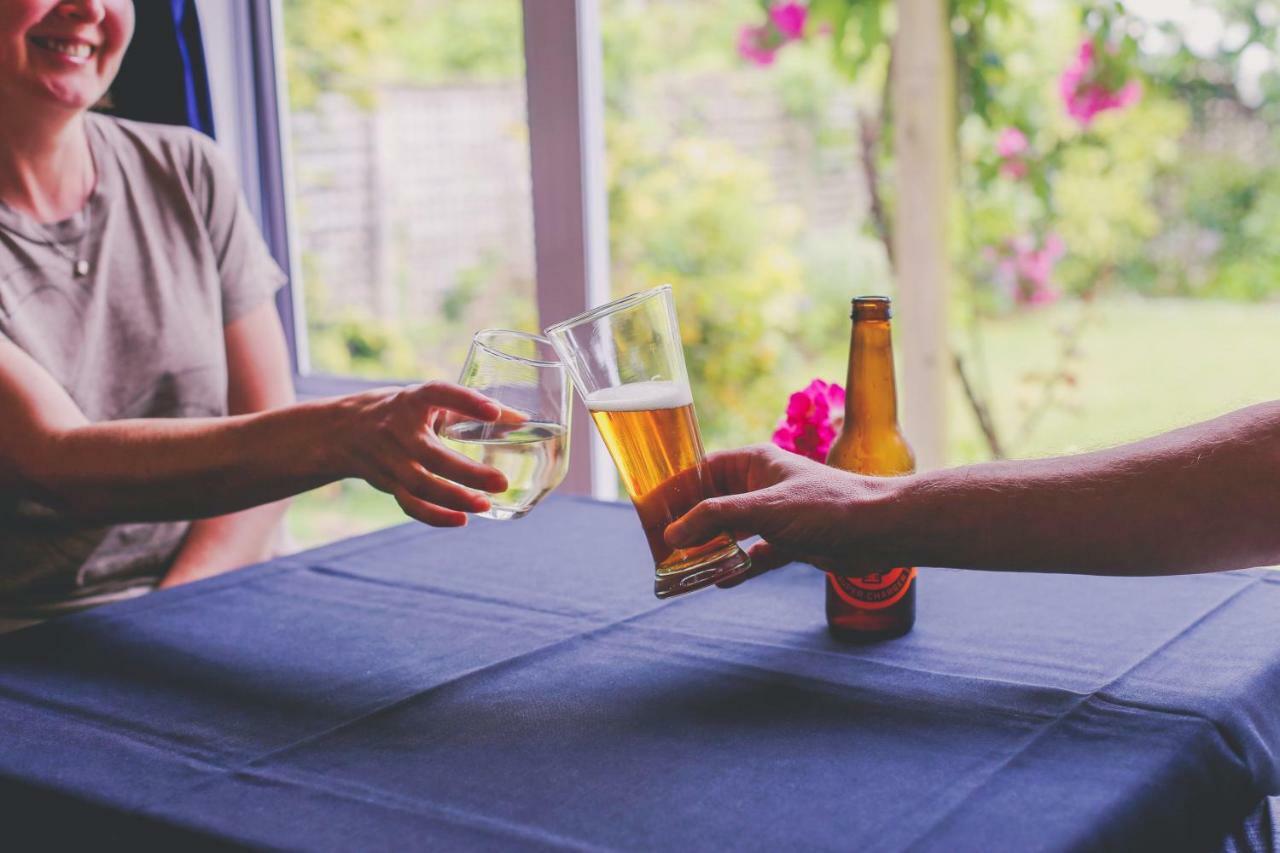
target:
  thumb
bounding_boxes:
[665,494,754,549]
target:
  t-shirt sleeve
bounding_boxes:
[187,133,288,325]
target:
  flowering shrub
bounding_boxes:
[771,378,844,462]
[1059,38,1142,127]
[737,1,807,67]
[988,234,1066,307]
[995,127,1029,180]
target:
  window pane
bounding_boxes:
[945,2,1280,464]
[600,0,889,451]
[282,0,536,383]
[280,0,534,547]
[603,0,1280,469]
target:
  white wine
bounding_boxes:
[440,421,569,520]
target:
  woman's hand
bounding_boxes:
[664,444,903,586]
[333,381,517,527]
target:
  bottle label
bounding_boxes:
[828,568,915,610]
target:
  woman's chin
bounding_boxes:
[21,77,102,113]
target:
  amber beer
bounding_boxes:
[587,381,743,596]
[825,296,917,640]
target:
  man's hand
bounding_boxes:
[664,444,903,587]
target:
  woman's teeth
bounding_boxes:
[32,38,95,59]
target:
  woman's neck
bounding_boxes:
[0,103,95,223]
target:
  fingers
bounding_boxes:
[665,493,755,550]
[394,488,469,527]
[494,404,529,426]
[419,440,509,494]
[700,446,763,498]
[409,381,503,423]
[717,541,794,589]
[398,461,493,514]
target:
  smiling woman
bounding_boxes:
[0,0,514,626]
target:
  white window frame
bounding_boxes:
[198,0,614,497]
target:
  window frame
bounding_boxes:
[199,0,615,495]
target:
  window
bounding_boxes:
[203,0,1280,551]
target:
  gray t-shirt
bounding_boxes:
[0,113,286,615]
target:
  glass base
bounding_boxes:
[654,544,751,599]
[477,505,532,521]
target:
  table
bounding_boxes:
[2,496,1280,851]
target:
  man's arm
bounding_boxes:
[159,302,295,588]
[897,402,1280,575]
[666,402,1280,579]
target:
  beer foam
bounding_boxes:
[585,380,693,412]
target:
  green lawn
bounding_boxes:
[286,296,1280,551]
[947,296,1280,463]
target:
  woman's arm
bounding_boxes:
[0,325,508,527]
[666,402,1280,579]
[158,301,295,588]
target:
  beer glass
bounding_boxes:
[545,285,750,597]
[439,330,571,520]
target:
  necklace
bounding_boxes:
[0,202,93,278]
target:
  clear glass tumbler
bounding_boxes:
[545,285,750,597]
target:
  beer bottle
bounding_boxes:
[824,296,917,641]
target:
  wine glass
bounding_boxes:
[438,330,571,520]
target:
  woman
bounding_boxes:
[0,0,508,622]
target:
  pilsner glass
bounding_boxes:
[545,285,750,598]
[439,330,571,520]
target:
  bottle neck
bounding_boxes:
[844,317,900,432]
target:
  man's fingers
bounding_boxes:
[665,495,751,549]
[700,447,759,498]
[717,540,793,589]
[394,488,469,528]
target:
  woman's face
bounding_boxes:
[0,0,134,114]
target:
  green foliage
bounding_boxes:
[608,129,811,447]
[282,0,522,108]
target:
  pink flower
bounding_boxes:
[996,127,1028,158]
[737,24,778,67]
[772,378,845,462]
[995,128,1031,179]
[1059,39,1142,127]
[769,2,807,40]
[992,234,1066,307]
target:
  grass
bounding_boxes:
[947,296,1280,463]
[285,296,1280,551]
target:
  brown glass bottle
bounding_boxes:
[824,296,917,641]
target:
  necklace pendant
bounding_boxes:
[74,259,90,277]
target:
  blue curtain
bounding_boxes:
[108,0,215,137]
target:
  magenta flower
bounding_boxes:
[1059,39,1142,127]
[737,24,778,67]
[769,2,808,40]
[772,378,845,462]
[992,234,1066,307]
[995,127,1030,180]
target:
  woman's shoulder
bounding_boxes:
[85,113,236,210]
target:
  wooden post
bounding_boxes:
[892,0,952,470]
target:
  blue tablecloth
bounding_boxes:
[3,496,1280,851]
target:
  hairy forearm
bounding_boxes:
[886,402,1280,576]
[22,399,348,523]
